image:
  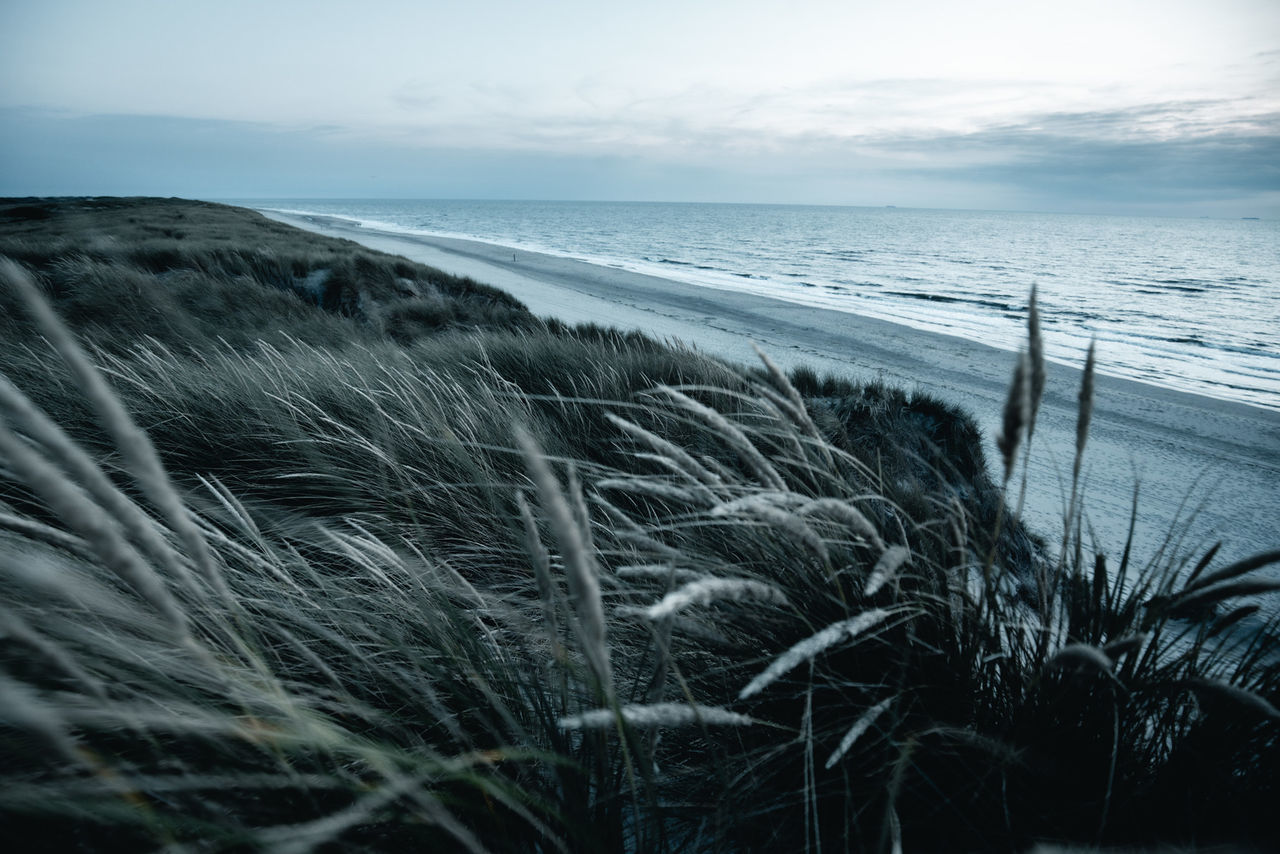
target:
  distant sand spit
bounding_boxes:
[264,210,1280,572]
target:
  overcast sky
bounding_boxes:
[2,0,1277,215]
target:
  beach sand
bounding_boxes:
[265,211,1280,573]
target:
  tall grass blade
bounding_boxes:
[0,258,226,602]
[515,425,612,693]
[0,419,190,636]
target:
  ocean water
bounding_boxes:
[242,199,1280,411]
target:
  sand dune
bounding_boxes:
[264,210,1280,572]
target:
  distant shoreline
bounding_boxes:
[263,208,1280,570]
[246,203,1279,415]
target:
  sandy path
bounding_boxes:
[264,211,1280,573]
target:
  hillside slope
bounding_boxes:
[1,198,1275,852]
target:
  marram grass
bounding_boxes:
[2,205,1279,852]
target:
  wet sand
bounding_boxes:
[263,210,1280,572]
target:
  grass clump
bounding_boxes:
[1,199,1277,852]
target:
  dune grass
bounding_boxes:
[1,200,1278,852]
[0,197,536,354]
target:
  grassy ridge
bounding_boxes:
[0,197,535,352]
[1,199,1277,852]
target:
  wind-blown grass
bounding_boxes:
[1,199,1277,852]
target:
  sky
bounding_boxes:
[2,0,1278,215]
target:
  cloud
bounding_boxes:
[864,104,1280,204]
[1,103,1276,215]
[0,107,753,201]
[391,81,442,111]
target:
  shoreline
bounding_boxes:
[262,209,1280,570]
[250,207,1280,415]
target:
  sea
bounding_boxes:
[239,199,1279,412]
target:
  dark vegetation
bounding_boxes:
[0,196,533,352]
[0,198,1276,852]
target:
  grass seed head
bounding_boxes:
[644,577,788,620]
[996,350,1031,482]
[865,545,911,597]
[515,425,612,692]
[825,696,894,769]
[1027,286,1046,439]
[559,703,755,730]
[740,609,897,700]
[1076,338,1097,469]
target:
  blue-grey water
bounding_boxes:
[239,199,1279,412]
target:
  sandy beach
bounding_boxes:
[265,210,1280,572]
